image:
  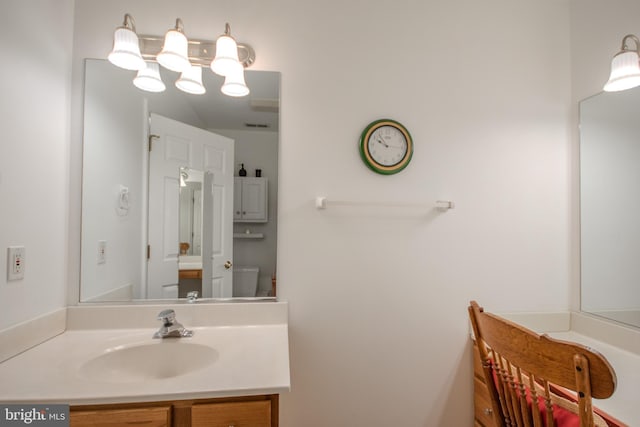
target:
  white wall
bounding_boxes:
[80,60,145,301]
[279,2,573,424]
[0,0,74,329]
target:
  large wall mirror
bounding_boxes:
[580,86,640,328]
[80,59,279,302]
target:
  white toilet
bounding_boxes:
[233,266,259,297]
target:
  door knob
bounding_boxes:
[224,260,233,269]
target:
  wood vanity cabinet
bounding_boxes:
[178,269,202,279]
[70,394,278,427]
[472,342,497,427]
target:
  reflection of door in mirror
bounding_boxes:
[179,167,203,256]
[147,114,234,300]
[580,87,640,329]
[178,167,203,298]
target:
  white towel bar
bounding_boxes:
[315,196,454,211]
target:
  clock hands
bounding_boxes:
[376,135,389,148]
[376,135,405,151]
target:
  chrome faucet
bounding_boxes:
[153,309,193,338]
[186,291,199,303]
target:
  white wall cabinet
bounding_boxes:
[234,177,268,223]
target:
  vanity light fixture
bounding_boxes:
[176,65,206,95]
[603,34,640,92]
[211,23,241,76]
[156,19,191,73]
[133,62,166,92]
[221,60,250,97]
[107,14,145,71]
[108,14,255,96]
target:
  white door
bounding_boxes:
[147,113,234,299]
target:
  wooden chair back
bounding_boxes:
[468,301,617,427]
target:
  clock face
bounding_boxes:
[359,119,413,175]
[367,125,409,166]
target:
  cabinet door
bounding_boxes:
[191,400,271,427]
[234,178,268,223]
[70,406,171,427]
[234,177,244,221]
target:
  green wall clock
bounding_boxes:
[359,119,413,175]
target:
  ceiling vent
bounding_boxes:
[250,98,279,112]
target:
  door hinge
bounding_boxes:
[148,134,159,151]
[147,244,151,260]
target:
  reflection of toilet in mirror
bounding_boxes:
[233,266,259,297]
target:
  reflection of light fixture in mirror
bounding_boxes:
[604,34,640,92]
[221,61,250,97]
[156,18,190,73]
[180,170,189,187]
[107,14,145,71]
[211,23,240,77]
[108,15,255,97]
[133,62,166,92]
[176,65,206,95]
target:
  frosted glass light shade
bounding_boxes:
[604,50,640,92]
[157,29,191,72]
[134,62,166,93]
[221,62,249,97]
[176,65,206,94]
[211,35,240,76]
[108,27,145,71]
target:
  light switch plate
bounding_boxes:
[7,246,25,281]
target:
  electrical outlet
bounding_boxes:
[7,246,25,281]
[97,240,106,264]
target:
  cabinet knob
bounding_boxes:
[224,260,233,269]
[484,408,493,415]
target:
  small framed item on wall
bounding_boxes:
[359,119,413,175]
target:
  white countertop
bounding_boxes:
[0,302,290,405]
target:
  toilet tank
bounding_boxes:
[232,266,259,297]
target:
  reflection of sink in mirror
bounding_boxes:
[179,255,202,270]
[78,342,218,383]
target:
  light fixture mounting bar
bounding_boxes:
[138,35,255,68]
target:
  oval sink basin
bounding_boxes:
[78,341,218,383]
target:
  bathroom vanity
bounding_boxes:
[0,302,290,427]
[70,394,278,426]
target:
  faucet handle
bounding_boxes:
[157,309,176,325]
[187,291,199,303]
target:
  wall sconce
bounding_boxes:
[604,34,640,92]
[108,14,255,97]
